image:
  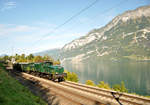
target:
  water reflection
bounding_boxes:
[63,60,150,96]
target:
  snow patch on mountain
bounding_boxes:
[86,50,95,54]
[122,28,150,39]
[62,6,150,52]
[63,32,101,51]
[97,51,109,57]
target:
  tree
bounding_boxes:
[85,80,95,86]
[43,55,54,62]
[97,81,111,89]
[3,55,9,61]
[26,54,34,62]
[53,59,61,65]
[21,54,25,60]
[34,56,43,62]
[15,54,20,61]
[120,81,128,92]
[27,54,34,60]
[16,54,27,62]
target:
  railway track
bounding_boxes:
[5,65,150,105]
[60,81,150,105]
[21,72,114,105]
[12,71,150,105]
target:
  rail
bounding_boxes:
[19,72,150,105]
[5,65,150,105]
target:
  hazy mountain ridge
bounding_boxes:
[34,48,61,60]
[0,54,7,57]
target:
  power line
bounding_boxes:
[53,0,99,30]
[45,0,127,40]
[77,0,128,28]
[33,0,99,45]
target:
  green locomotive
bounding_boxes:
[13,61,67,82]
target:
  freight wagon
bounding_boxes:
[13,61,67,82]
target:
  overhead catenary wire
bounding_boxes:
[50,0,99,31]
[39,0,128,46]
[37,0,127,45]
[13,0,127,55]
[26,0,127,54]
[64,0,128,33]
[33,0,99,45]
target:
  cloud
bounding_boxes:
[12,25,37,32]
[0,23,85,55]
[6,2,16,6]
[0,24,38,36]
[42,33,83,41]
[1,1,16,12]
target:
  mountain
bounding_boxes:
[37,5,150,62]
[34,48,61,60]
[0,54,7,57]
[60,5,150,62]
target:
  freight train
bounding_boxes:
[13,61,67,82]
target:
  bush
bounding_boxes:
[112,81,128,92]
[97,81,111,89]
[145,96,150,98]
[85,80,95,86]
[65,70,78,82]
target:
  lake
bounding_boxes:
[62,60,150,96]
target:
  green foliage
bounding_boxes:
[84,80,128,93]
[112,84,122,92]
[85,80,95,86]
[0,63,47,105]
[43,55,54,62]
[61,13,150,61]
[0,55,10,61]
[112,81,128,92]
[33,56,43,62]
[0,53,61,65]
[27,54,34,61]
[145,96,150,98]
[64,70,78,82]
[97,81,111,89]
[53,59,61,65]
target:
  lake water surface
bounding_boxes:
[63,60,150,96]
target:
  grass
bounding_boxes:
[0,63,47,105]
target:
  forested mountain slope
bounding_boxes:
[61,5,150,61]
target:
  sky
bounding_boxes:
[0,0,150,55]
